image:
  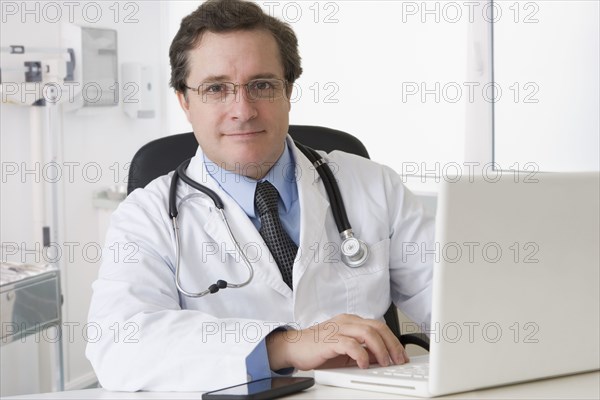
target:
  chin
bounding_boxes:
[233,151,278,178]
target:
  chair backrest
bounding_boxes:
[127,125,369,195]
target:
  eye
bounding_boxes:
[204,83,227,94]
[250,80,274,91]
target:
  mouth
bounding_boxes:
[224,130,265,137]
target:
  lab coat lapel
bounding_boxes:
[185,148,293,298]
[290,140,331,289]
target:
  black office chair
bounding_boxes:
[127,125,429,351]
[127,126,370,194]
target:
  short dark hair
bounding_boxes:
[169,0,303,94]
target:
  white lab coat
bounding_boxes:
[86,136,434,391]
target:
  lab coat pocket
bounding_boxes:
[336,238,391,317]
[336,238,390,277]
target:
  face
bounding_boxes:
[177,29,292,180]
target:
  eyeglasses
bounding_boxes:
[185,78,288,103]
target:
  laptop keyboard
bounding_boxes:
[366,363,429,380]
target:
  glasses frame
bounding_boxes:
[184,78,289,103]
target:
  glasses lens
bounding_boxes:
[247,79,284,101]
[196,80,286,103]
[199,82,235,103]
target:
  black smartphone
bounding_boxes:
[201,377,314,400]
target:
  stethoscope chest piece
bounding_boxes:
[340,233,369,268]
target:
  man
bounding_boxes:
[87,0,433,391]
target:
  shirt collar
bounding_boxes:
[203,138,297,218]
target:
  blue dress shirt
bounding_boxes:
[203,140,300,245]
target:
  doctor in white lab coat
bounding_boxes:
[86,0,433,392]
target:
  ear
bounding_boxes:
[176,91,192,123]
[286,87,294,112]
[286,86,293,111]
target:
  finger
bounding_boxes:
[318,355,357,369]
[337,323,392,367]
[318,346,381,369]
[315,334,369,369]
[337,318,407,366]
[361,319,407,365]
[330,315,407,365]
[331,336,371,369]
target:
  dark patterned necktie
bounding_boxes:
[254,181,297,289]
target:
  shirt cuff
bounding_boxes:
[245,329,295,380]
[245,338,272,381]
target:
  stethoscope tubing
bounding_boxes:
[294,143,352,233]
[169,142,368,297]
[172,194,254,297]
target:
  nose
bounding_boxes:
[228,90,258,122]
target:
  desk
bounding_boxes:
[3,371,599,399]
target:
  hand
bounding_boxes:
[266,314,409,371]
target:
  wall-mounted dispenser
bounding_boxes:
[60,24,118,111]
[121,62,155,119]
[80,27,118,107]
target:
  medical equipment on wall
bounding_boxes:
[0,45,76,106]
[0,43,71,392]
[0,44,74,253]
[1,26,119,110]
[169,142,370,298]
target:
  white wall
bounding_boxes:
[494,0,599,172]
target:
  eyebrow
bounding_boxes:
[200,73,281,84]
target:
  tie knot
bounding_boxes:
[255,181,280,217]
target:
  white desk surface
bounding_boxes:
[3,371,599,400]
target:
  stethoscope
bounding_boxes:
[169,142,369,297]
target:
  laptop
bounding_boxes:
[315,172,600,397]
